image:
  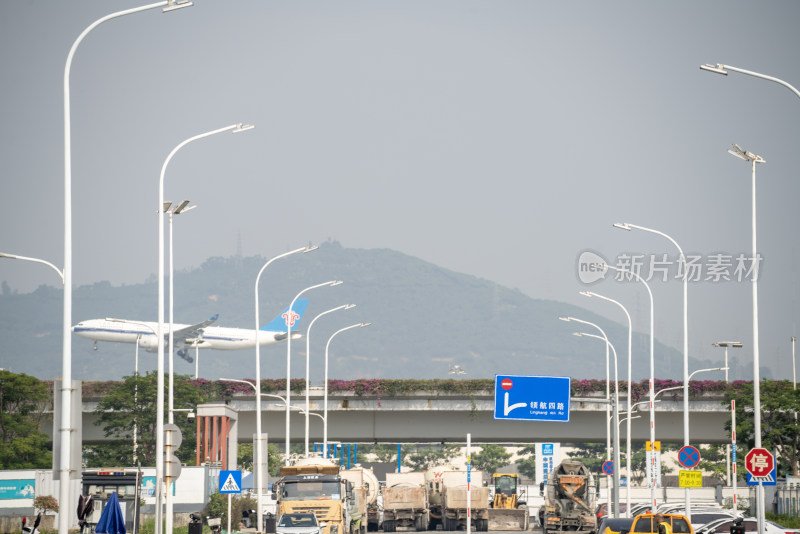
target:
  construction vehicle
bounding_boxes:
[425,468,489,531]
[543,459,597,534]
[340,466,379,534]
[382,472,429,532]
[274,457,358,534]
[488,473,530,531]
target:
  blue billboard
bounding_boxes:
[493,375,571,422]
[0,480,35,500]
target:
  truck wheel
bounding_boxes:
[383,520,394,532]
[477,519,488,532]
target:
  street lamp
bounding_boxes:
[712,342,743,383]
[574,331,621,517]
[107,318,158,470]
[580,290,633,515]
[62,4,191,533]
[614,222,689,517]
[323,323,371,456]
[304,304,356,457]
[252,246,316,532]
[560,317,612,478]
[285,281,343,463]
[167,200,196,425]
[0,253,64,285]
[727,143,767,530]
[157,123,253,534]
[602,262,658,509]
[699,64,800,100]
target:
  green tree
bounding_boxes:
[0,370,52,469]
[515,446,536,481]
[34,495,59,515]
[471,444,511,474]
[237,442,285,476]
[404,444,460,471]
[696,444,728,483]
[362,444,396,463]
[723,380,800,476]
[565,443,607,474]
[88,372,206,467]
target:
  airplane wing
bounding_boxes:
[171,314,219,345]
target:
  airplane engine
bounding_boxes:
[137,336,159,352]
[177,349,193,363]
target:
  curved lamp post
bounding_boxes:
[699,64,800,99]
[581,291,633,516]
[167,200,195,424]
[285,281,343,463]
[574,330,621,518]
[62,5,191,532]
[323,323,371,456]
[611,227,674,511]
[304,304,355,457]
[252,246,316,531]
[560,317,612,474]
[157,123,253,534]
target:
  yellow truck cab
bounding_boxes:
[628,513,694,534]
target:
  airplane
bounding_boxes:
[72,299,310,363]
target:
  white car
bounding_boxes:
[276,513,327,534]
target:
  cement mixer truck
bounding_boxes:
[340,466,380,534]
[543,459,597,534]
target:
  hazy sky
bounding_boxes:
[1,1,799,380]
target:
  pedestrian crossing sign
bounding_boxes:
[220,470,242,494]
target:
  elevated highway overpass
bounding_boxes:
[76,387,733,444]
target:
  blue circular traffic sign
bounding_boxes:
[679,445,701,468]
[602,460,614,475]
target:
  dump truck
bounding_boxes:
[426,467,489,531]
[274,457,358,534]
[381,472,429,532]
[488,473,530,531]
[543,459,597,534]
[340,466,380,534]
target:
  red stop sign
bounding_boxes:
[501,378,513,390]
[745,447,774,477]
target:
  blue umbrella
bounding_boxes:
[95,492,126,534]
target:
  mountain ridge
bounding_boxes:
[0,241,714,382]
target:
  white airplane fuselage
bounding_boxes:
[72,319,297,352]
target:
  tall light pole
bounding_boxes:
[107,318,158,469]
[61,5,191,532]
[792,337,797,391]
[574,331,621,518]
[167,200,195,425]
[559,316,612,510]
[603,263,657,509]
[712,341,743,486]
[252,246,316,532]
[157,124,253,534]
[324,323,371,456]
[614,222,690,518]
[285,281,343,463]
[728,143,767,534]
[304,304,355,457]
[581,291,633,516]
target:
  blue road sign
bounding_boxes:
[602,461,614,475]
[220,470,242,494]
[494,375,571,422]
[747,465,777,486]
[678,446,701,468]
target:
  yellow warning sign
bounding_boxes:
[679,470,702,488]
[646,441,661,451]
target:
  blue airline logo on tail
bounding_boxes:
[261,299,309,332]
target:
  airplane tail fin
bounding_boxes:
[260,299,309,333]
